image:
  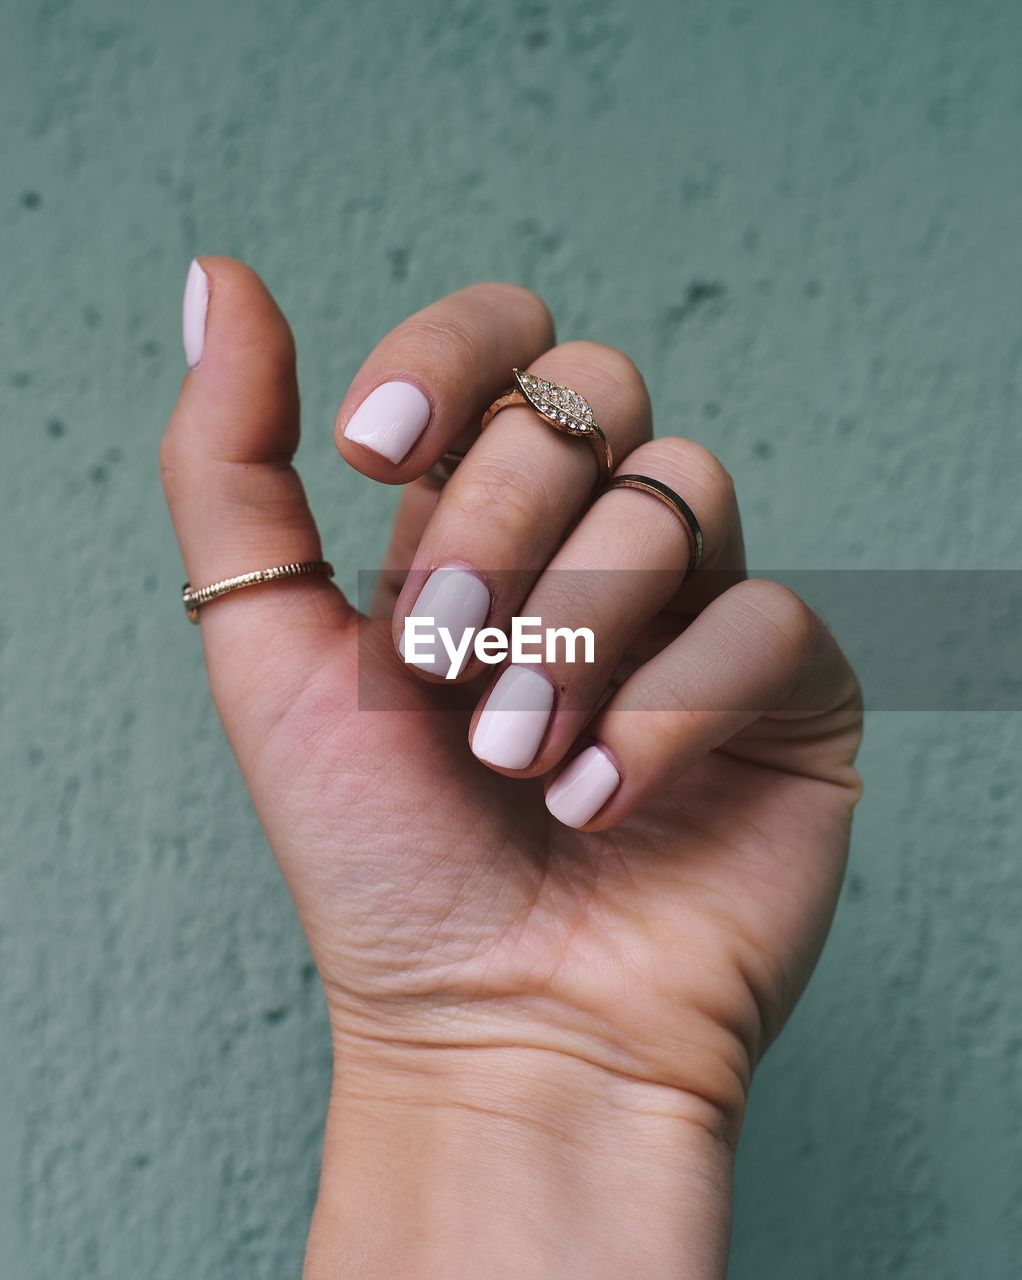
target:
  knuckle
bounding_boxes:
[465,281,554,332]
[453,455,538,529]
[729,578,817,655]
[700,447,736,502]
[670,439,735,499]
[407,314,485,371]
[632,666,702,717]
[404,284,556,374]
[557,340,648,397]
[623,438,735,505]
[537,574,605,627]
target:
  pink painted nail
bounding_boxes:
[182,259,209,367]
[398,566,491,677]
[343,381,431,463]
[545,746,620,828]
[471,666,554,770]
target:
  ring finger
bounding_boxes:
[467,436,741,774]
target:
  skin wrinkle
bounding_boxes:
[717,736,864,791]
[251,668,364,790]
[324,896,758,1105]
[333,1075,733,1153]
[331,1033,742,1146]
[219,656,349,774]
[456,454,541,528]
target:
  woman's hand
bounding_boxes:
[162,258,863,1279]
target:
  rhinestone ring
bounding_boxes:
[481,368,613,484]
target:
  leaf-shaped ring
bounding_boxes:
[480,368,613,484]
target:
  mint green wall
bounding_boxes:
[2,2,1020,1276]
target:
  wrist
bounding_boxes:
[304,1041,737,1280]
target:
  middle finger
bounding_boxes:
[394,340,653,678]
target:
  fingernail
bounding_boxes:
[545,746,620,828]
[344,381,431,463]
[399,566,490,677]
[182,259,209,368]
[471,666,554,770]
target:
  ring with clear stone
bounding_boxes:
[479,367,613,485]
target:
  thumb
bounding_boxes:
[160,256,352,743]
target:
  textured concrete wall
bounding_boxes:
[2,1,1020,1276]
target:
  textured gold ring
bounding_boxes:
[481,368,613,484]
[603,474,704,576]
[182,560,335,623]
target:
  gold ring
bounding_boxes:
[603,474,704,576]
[481,368,613,484]
[182,560,335,623]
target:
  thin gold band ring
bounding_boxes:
[182,560,335,622]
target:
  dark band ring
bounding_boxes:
[603,474,704,576]
[423,449,466,487]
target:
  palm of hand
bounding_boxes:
[240,610,859,1121]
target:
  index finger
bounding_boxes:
[335,282,555,484]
